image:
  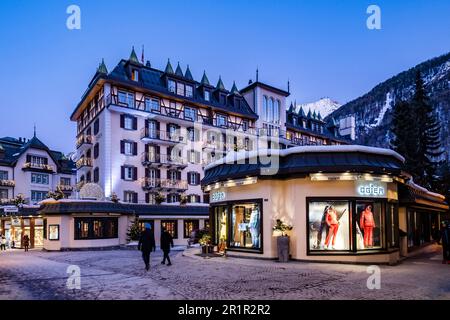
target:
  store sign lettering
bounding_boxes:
[211,191,226,202]
[357,183,385,197]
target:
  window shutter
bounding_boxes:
[177,194,181,202]
[133,167,138,181]
[156,146,160,156]
[121,166,125,179]
[203,194,210,204]
[187,172,192,184]
[26,155,31,162]
[156,169,160,179]
[132,193,138,204]
[133,117,138,130]
[133,142,138,156]
[120,141,125,154]
[177,171,181,180]
[196,195,200,203]
[120,115,125,128]
[156,121,160,138]
[145,167,149,178]
[43,158,48,165]
[196,173,201,185]
[145,193,149,204]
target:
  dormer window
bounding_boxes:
[204,90,210,101]
[131,69,139,81]
[217,114,227,127]
[177,83,185,96]
[185,85,193,98]
[219,94,226,105]
[168,80,176,93]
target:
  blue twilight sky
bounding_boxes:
[0,0,449,153]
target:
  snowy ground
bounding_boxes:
[0,245,448,300]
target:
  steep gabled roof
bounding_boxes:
[164,59,174,74]
[184,65,194,81]
[175,62,184,77]
[200,71,210,86]
[216,76,226,91]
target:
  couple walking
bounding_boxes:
[137,223,174,271]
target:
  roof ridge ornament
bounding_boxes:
[216,76,226,91]
[129,46,139,64]
[165,58,174,74]
[201,70,210,86]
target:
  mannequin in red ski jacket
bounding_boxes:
[360,204,376,248]
[324,206,339,249]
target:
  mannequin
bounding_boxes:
[324,206,339,249]
[360,204,376,248]
[248,208,260,248]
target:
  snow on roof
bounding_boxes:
[406,180,446,200]
[205,145,405,171]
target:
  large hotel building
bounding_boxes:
[70,48,347,206]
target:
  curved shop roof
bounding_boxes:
[202,145,405,185]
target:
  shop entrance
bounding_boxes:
[214,206,228,252]
[1,217,44,249]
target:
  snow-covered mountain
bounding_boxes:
[296,97,341,118]
[328,52,450,160]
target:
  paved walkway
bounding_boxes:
[0,245,448,300]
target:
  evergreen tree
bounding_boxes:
[410,71,444,188]
[390,99,417,174]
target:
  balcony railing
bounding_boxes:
[140,128,185,143]
[76,134,93,149]
[57,184,74,192]
[76,158,93,169]
[0,179,15,187]
[141,178,188,191]
[141,153,187,167]
[23,162,54,172]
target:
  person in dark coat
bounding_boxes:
[138,223,156,271]
[23,235,30,252]
[160,227,174,266]
[441,221,450,264]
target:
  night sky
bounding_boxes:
[0,0,449,153]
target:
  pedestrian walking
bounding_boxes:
[23,235,30,252]
[138,223,156,271]
[160,227,174,266]
[0,235,6,251]
[441,221,450,264]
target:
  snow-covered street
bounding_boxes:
[0,245,448,300]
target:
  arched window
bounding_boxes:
[268,98,274,122]
[263,96,268,121]
[274,100,280,124]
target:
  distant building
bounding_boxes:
[0,134,76,204]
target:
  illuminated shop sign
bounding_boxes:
[356,182,386,197]
[204,177,257,191]
[211,191,226,203]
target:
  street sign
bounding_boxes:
[3,206,19,213]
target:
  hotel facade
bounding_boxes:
[0,135,76,248]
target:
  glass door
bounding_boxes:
[214,206,228,252]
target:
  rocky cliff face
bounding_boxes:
[328,52,450,159]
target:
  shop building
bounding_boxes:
[35,200,208,251]
[0,206,42,249]
[202,145,448,264]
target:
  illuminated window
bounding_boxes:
[161,220,178,238]
[184,220,199,238]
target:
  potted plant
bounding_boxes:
[110,192,120,203]
[155,192,165,205]
[273,219,293,262]
[199,234,213,255]
[180,194,188,205]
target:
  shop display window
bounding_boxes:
[230,203,261,250]
[183,220,199,238]
[308,199,391,253]
[308,201,351,251]
[49,225,59,241]
[356,202,384,250]
[161,220,178,239]
[74,218,118,240]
